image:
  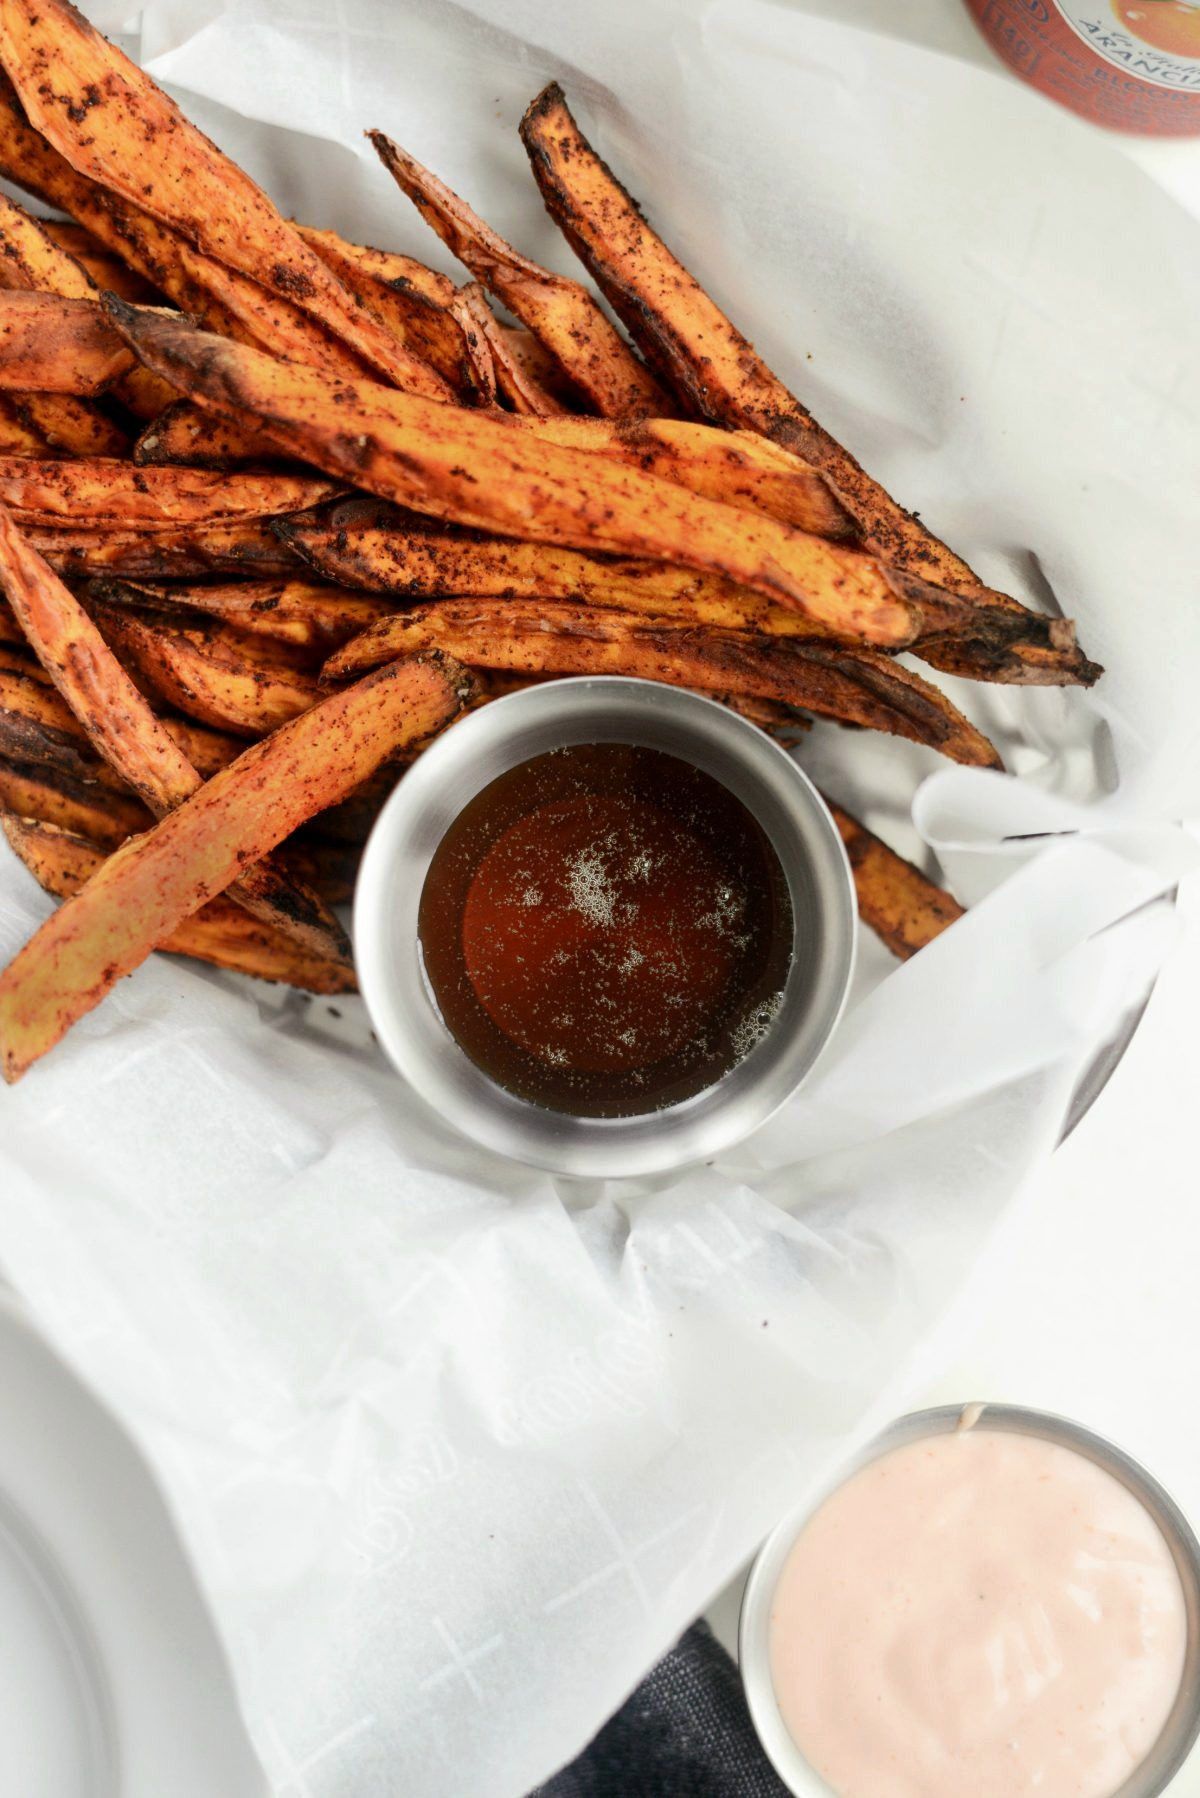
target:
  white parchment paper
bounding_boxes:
[1,4,1199,1794]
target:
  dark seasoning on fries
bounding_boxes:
[0,0,1097,1086]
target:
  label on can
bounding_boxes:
[1057,1,1200,88]
[965,0,1200,131]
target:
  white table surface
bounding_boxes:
[4,8,1200,1792]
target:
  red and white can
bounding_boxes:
[963,0,1200,133]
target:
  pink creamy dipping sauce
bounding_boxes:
[768,1427,1189,1798]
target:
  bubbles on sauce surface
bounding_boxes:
[418,743,793,1117]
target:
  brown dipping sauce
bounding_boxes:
[417,743,793,1116]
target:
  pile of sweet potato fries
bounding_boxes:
[0,0,1099,1083]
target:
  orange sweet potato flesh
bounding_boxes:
[324,598,1001,769]
[95,577,395,656]
[0,756,150,846]
[520,84,1101,689]
[824,801,964,958]
[0,0,450,394]
[0,394,50,455]
[105,302,928,651]
[2,813,357,994]
[0,652,465,1080]
[29,518,303,581]
[0,507,350,965]
[369,130,668,418]
[133,402,296,470]
[0,290,134,394]
[37,217,161,301]
[0,457,337,531]
[91,602,324,738]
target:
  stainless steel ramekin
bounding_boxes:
[354,677,856,1178]
[739,1404,1200,1798]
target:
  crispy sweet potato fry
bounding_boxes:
[825,801,964,958]
[0,755,150,845]
[94,577,395,656]
[324,599,1001,768]
[0,652,466,1080]
[0,75,446,412]
[132,402,285,469]
[277,496,876,630]
[512,415,859,536]
[369,130,668,418]
[484,312,568,416]
[520,84,1100,688]
[38,216,161,301]
[0,2,450,393]
[91,602,324,738]
[0,508,351,964]
[0,659,132,784]
[2,813,357,993]
[297,225,479,398]
[6,391,127,458]
[30,517,303,580]
[0,394,51,455]
[106,304,929,650]
[0,458,336,531]
[445,281,498,404]
[0,290,134,393]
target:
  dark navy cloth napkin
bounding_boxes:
[532,1620,792,1797]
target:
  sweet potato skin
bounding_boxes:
[519,83,1101,689]
[105,302,927,651]
[324,598,1001,768]
[0,652,466,1080]
[2,813,357,993]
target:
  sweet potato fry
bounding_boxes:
[37,216,161,301]
[520,84,1100,688]
[0,1,450,393]
[277,496,874,631]
[29,518,303,580]
[105,303,928,650]
[91,602,323,738]
[0,755,150,845]
[1,653,243,785]
[0,652,466,1080]
[0,394,51,455]
[132,403,285,469]
[446,282,500,405]
[0,659,131,785]
[0,458,336,532]
[324,599,1001,768]
[0,290,134,393]
[481,312,569,417]
[296,225,480,398]
[369,130,668,418]
[2,813,357,994]
[0,508,351,964]
[825,801,964,958]
[0,75,447,410]
[512,415,859,536]
[94,577,395,656]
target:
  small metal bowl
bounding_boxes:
[354,676,856,1179]
[739,1404,1200,1798]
